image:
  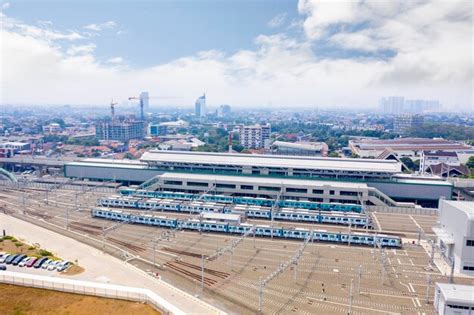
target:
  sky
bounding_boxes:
[0,0,473,110]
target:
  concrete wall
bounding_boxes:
[64,165,162,183]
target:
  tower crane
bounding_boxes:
[110,99,118,121]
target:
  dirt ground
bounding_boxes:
[0,284,160,315]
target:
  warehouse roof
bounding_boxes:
[436,283,474,305]
[141,150,401,173]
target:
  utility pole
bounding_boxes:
[449,257,455,283]
[201,254,205,292]
[357,265,362,294]
[348,278,354,315]
[425,274,431,304]
[258,276,263,314]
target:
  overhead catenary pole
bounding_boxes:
[349,278,354,315]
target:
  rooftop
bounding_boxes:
[141,150,402,173]
[436,283,474,305]
[351,138,470,151]
[442,200,474,216]
[272,141,327,151]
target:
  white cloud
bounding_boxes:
[267,13,287,28]
[1,2,10,10]
[83,21,117,32]
[67,43,96,55]
[106,57,124,64]
[0,1,472,110]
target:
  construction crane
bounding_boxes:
[128,94,182,121]
[110,99,118,121]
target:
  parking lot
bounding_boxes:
[0,183,468,314]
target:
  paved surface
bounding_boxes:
[0,213,225,315]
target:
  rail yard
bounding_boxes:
[0,181,470,314]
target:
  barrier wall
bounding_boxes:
[367,205,438,216]
[0,271,184,315]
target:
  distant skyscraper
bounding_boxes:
[217,104,231,117]
[379,96,405,114]
[140,91,149,111]
[195,94,206,118]
[393,114,424,136]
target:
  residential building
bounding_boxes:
[0,141,31,157]
[379,96,405,114]
[434,283,474,315]
[393,114,424,135]
[95,121,145,141]
[433,200,474,275]
[42,123,62,133]
[271,141,328,156]
[148,120,189,136]
[239,124,271,149]
[195,94,206,118]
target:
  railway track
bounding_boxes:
[174,260,230,280]
[162,247,213,260]
[164,261,218,286]
[106,236,146,253]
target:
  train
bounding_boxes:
[91,207,400,247]
[97,196,370,227]
[118,188,363,213]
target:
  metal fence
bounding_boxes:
[367,205,438,216]
[0,180,116,193]
[0,271,184,315]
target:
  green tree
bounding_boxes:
[467,156,474,170]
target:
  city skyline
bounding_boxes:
[1,0,473,110]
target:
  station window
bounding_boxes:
[466,240,474,246]
[312,189,324,194]
[340,191,358,196]
[216,183,236,189]
[447,304,470,309]
[463,265,474,271]
[241,185,254,190]
[286,188,307,193]
[164,180,182,185]
[187,181,209,187]
[329,190,335,195]
[258,186,280,192]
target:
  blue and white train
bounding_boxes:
[118,188,363,213]
[91,208,399,247]
[98,196,370,227]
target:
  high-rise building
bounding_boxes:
[393,114,424,135]
[96,121,145,141]
[239,124,271,149]
[195,94,206,118]
[140,92,149,111]
[216,104,231,118]
[379,96,405,114]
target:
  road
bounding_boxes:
[0,213,225,315]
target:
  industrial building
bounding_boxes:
[433,200,474,275]
[271,141,328,156]
[349,137,471,159]
[434,283,474,315]
[64,150,453,207]
[95,121,145,141]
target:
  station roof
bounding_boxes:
[436,283,474,305]
[442,200,474,217]
[159,172,369,189]
[141,150,401,173]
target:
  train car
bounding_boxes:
[91,208,400,247]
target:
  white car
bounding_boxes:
[0,254,10,263]
[42,259,52,269]
[47,261,59,271]
[19,257,31,267]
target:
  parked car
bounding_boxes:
[19,257,32,267]
[0,254,10,263]
[47,260,59,271]
[0,265,6,271]
[5,254,19,265]
[34,257,48,269]
[12,254,27,266]
[57,261,71,272]
[41,259,52,269]
[26,257,38,268]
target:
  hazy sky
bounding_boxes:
[1,0,473,110]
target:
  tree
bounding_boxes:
[328,152,340,158]
[467,156,474,170]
